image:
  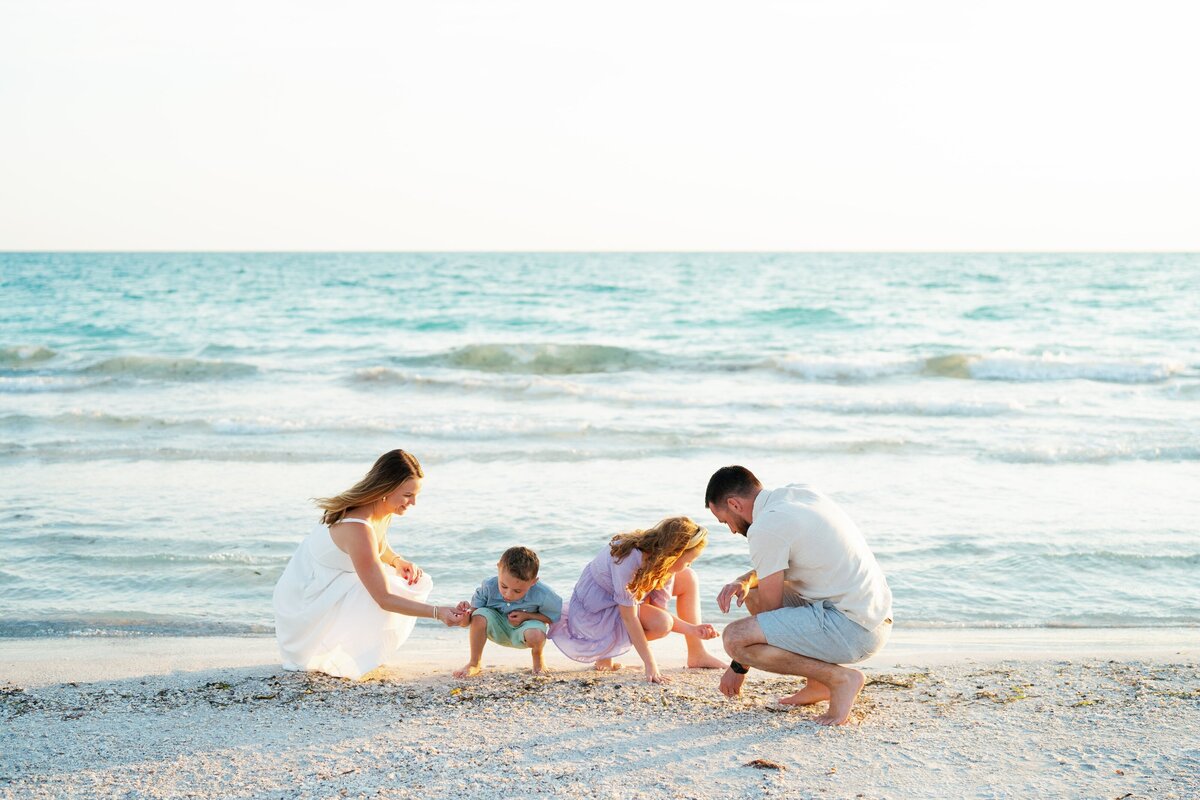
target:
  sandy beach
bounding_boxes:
[3,630,1197,799]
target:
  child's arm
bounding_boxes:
[506,610,551,625]
[470,583,489,612]
[618,604,666,683]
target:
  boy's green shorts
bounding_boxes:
[471,607,547,648]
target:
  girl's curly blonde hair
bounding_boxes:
[609,516,708,600]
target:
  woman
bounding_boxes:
[549,516,724,683]
[273,449,466,679]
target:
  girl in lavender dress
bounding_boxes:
[549,516,724,683]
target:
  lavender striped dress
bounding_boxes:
[549,546,674,663]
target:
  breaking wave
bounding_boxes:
[0,345,57,367]
[81,356,258,381]
[408,343,659,375]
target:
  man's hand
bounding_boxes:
[507,610,531,625]
[717,580,749,614]
[719,666,746,698]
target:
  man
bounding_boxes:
[706,465,893,726]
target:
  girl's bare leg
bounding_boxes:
[672,568,726,669]
[638,603,673,640]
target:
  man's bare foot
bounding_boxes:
[686,652,727,670]
[594,658,623,672]
[452,663,482,679]
[778,680,831,706]
[814,667,865,725]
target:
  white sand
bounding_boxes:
[2,629,1198,799]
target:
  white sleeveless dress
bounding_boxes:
[272,518,432,679]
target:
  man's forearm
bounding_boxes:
[738,570,759,589]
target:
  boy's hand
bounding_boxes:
[456,601,473,614]
[507,611,530,625]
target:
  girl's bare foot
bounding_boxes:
[686,652,727,670]
[452,663,482,679]
[594,658,623,672]
[814,667,866,725]
[778,680,831,706]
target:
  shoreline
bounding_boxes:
[1,626,1195,688]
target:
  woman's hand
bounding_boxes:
[393,558,423,586]
[435,606,466,627]
[717,580,749,614]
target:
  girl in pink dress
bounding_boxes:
[549,516,724,683]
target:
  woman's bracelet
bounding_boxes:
[430,605,440,620]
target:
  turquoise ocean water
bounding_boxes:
[1,253,1197,639]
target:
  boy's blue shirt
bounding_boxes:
[471,576,563,622]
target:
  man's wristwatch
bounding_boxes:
[729,660,749,674]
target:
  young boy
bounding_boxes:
[453,546,562,678]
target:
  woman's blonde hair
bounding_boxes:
[315,450,423,525]
[609,516,708,600]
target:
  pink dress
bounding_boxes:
[549,547,674,663]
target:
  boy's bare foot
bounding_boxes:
[686,652,727,670]
[594,658,623,672]
[452,663,483,679]
[814,667,865,726]
[778,680,830,706]
[531,664,551,676]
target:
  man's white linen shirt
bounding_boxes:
[747,484,893,629]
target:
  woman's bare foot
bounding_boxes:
[814,667,866,725]
[594,658,623,672]
[778,679,831,706]
[452,663,482,679]
[686,652,727,670]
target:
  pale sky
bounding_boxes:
[1,1,1197,251]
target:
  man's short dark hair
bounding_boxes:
[499,546,540,581]
[705,465,763,507]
